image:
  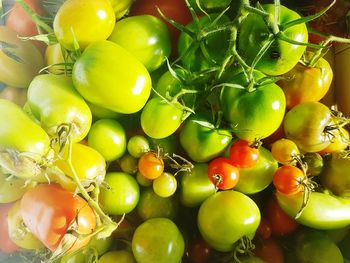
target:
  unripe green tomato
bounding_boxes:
[136,172,153,187]
[109,15,171,72]
[27,74,92,143]
[53,0,116,51]
[99,172,140,215]
[88,119,127,162]
[108,0,133,19]
[45,43,72,74]
[153,172,177,198]
[119,154,139,174]
[99,250,136,263]
[0,26,44,88]
[72,40,152,114]
[127,135,150,158]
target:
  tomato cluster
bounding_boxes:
[1,0,350,262]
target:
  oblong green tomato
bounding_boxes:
[179,115,232,162]
[86,102,121,120]
[0,26,44,88]
[321,154,350,197]
[198,191,260,252]
[99,172,140,215]
[7,201,44,250]
[53,0,115,51]
[108,0,133,19]
[99,250,136,263]
[72,40,152,114]
[0,99,51,178]
[276,191,350,229]
[0,172,32,203]
[296,230,344,263]
[141,97,184,139]
[284,102,332,152]
[109,15,171,72]
[88,119,127,162]
[180,163,216,207]
[132,218,185,263]
[235,147,278,194]
[137,188,178,221]
[27,74,92,142]
[220,71,286,141]
[238,4,308,76]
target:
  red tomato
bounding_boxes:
[229,140,259,168]
[5,0,47,53]
[273,166,304,195]
[0,203,19,254]
[208,157,240,190]
[265,197,299,236]
[253,237,285,263]
[20,184,96,252]
[186,238,212,263]
[129,0,192,53]
[256,217,272,240]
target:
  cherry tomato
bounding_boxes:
[153,172,177,198]
[53,0,116,50]
[256,218,272,240]
[273,165,305,195]
[186,238,212,263]
[138,152,164,180]
[253,237,285,263]
[208,157,240,190]
[271,138,300,165]
[99,250,136,263]
[0,203,19,254]
[20,184,96,252]
[265,197,299,236]
[229,140,259,168]
[127,135,150,158]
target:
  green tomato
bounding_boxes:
[0,99,51,178]
[119,153,139,174]
[87,102,121,120]
[0,172,32,203]
[321,154,350,197]
[238,4,308,75]
[141,97,185,139]
[109,15,171,72]
[136,172,153,187]
[27,74,92,143]
[178,14,231,72]
[99,250,136,263]
[198,190,260,252]
[132,217,185,263]
[296,230,343,263]
[127,135,150,158]
[153,172,177,198]
[88,119,126,162]
[72,40,152,114]
[220,71,286,141]
[284,102,332,152]
[7,201,44,250]
[88,235,113,256]
[179,114,232,163]
[99,172,140,215]
[108,0,133,19]
[235,147,278,194]
[179,163,216,207]
[0,26,44,88]
[148,134,178,155]
[137,188,178,221]
[60,251,87,263]
[276,191,350,229]
[53,0,115,50]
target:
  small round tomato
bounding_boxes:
[256,218,272,240]
[99,172,140,215]
[284,102,332,152]
[198,191,261,252]
[72,40,152,114]
[271,138,300,165]
[229,140,259,168]
[265,197,299,236]
[278,53,333,109]
[127,135,150,158]
[186,238,212,263]
[273,165,305,195]
[99,250,136,263]
[88,119,127,162]
[132,217,185,263]
[153,172,177,198]
[253,237,285,263]
[208,157,240,190]
[109,15,171,72]
[138,151,164,180]
[53,0,116,50]
[137,188,178,221]
[119,153,139,174]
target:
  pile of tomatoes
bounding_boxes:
[1,0,350,262]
